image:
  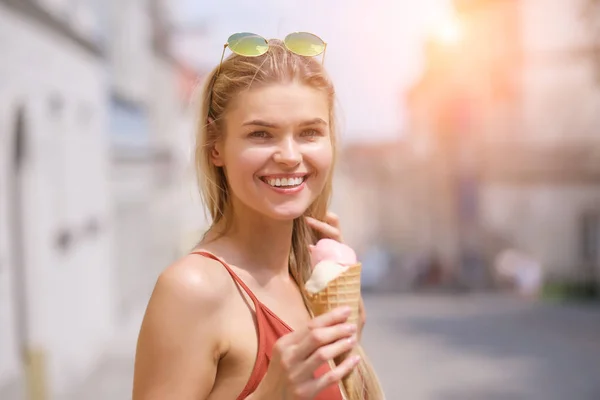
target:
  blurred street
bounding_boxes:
[56,293,600,400]
[362,294,600,400]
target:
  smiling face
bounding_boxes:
[211,82,333,221]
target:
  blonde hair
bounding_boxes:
[194,39,384,400]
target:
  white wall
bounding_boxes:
[149,57,181,147]
[0,6,114,397]
[0,97,22,397]
[149,58,213,250]
[521,0,600,140]
[104,0,211,323]
[173,100,214,254]
[107,0,153,102]
[37,0,101,42]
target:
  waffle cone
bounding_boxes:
[306,262,362,326]
[306,262,362,399]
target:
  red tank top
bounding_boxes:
[192,251,344,400]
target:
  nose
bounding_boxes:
[273,136,301,167]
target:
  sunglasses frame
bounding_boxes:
[207,32,328,119]
[217,31,328,74]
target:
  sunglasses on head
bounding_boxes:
[216,31,327,73]
[207,32,327,119]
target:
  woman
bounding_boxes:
[132,34,384,399]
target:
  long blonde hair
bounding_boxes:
[194,39,384,400]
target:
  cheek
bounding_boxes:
[305,141,333,178]
[228,146,263,172]
[224,148,268,186]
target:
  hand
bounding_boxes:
[305,212,367,339]
[305,211,344,242]
[252,307,361,400]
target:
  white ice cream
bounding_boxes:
[305,260,350,294]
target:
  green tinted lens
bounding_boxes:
[284,32,325,57]
[227,32,268,56]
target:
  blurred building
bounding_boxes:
[0,0,113,398]
[106,0,182,326]
[332,139,437,291]
[104,0,212,371]
[107,0,212,328]
[0,0,205,398]
[334,142,421,254]
[405,0,600,290]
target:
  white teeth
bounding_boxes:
[265,176,305,188]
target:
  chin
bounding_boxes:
[265,204,310,221]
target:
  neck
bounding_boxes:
[205,207,294,278]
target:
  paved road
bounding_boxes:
[61,293,600,400]
[362,293,600,400]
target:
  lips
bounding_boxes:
[259,174,308,189]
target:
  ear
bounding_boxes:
[207,117,225,167]
[210,142,225,167]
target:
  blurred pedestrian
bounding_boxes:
[494,248,543,298]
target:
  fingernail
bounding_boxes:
[352,355,361,364]
[347,335,357,344]
[345,324,357,333]
[340,306,352,314]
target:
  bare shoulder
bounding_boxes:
[132,253,235,399]
[154,252,233,309]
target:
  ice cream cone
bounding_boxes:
[306,262,362,326]
[305,262,362,399]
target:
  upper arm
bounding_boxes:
[132,257,229,400]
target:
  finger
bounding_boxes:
[273,325,307,352]
[324,211,341,229]
[307,306,351,330]
[305,216,342,242]
[292,321,357,363]
[311,354,361,395]
[284,307,349,359]
[293,334,358,381]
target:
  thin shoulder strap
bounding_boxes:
[193,250,270,393]
[190,250,262,307]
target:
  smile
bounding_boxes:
[259,174,308,193]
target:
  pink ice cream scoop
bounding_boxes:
[309,238,357,269]
[306,239,361,400]
[305,238,361,307]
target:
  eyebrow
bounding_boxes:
[242,118,328,128]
